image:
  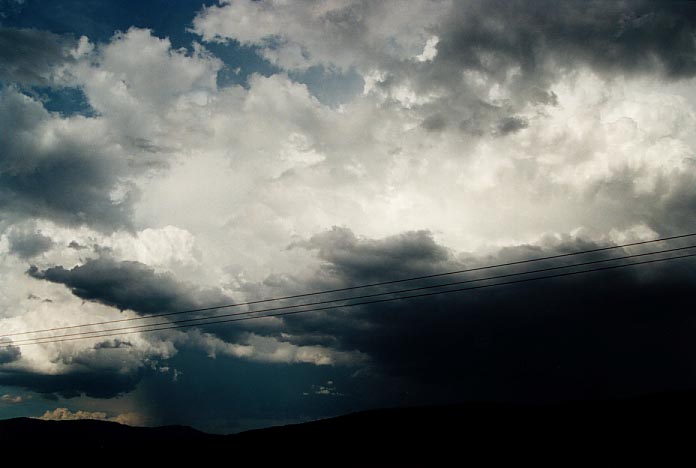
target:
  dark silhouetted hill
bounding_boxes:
[2,391,696,464]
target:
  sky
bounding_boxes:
[1,0,696,434]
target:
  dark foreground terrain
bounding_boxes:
[2,391,696,464]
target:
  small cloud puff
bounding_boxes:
[38,407,146,426]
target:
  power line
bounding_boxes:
[3,251,694,349]
[7,243,696,345]
[5,232,696,339]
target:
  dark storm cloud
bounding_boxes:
[0,367,140,398]
[496,116,528,136]
[294,227,451,283]
[7,229,53,259]
[389,0,696,135]
[0,339,20,364]
[27,257,231,316]
[421,113,447,132]
[258,228,696,403]
[93,339,133,350]
[0,88,135,230]
[431,0,696,88]
[0,27,76,85]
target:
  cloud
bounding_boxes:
[193,0,449,71]
[27,257,231,316]
[252,227,696,402]
[0,2,695,421]
[189,331,367,366]
[0,306,178,399]
[496,116,528,136]
[0,88,135,230]
[0,393,25,404]
[428,0,696,91]
[421,113,447,132]
[193,1,696,136]
[7,228,54,259]
[110,412,147,426]
[305,380,343,396]
[70,27,222,146]
[39,407,146,426]
[194,1,696,80]
[0,28,223,232]
[0,367,143,399]
[40,407,107,420]
[293,227,452,283]
[0,339,21,364]
[0,27,76,85]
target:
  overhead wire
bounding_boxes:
[3,249,694,349]
[6,243,696,345]
[4,232,696,339]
